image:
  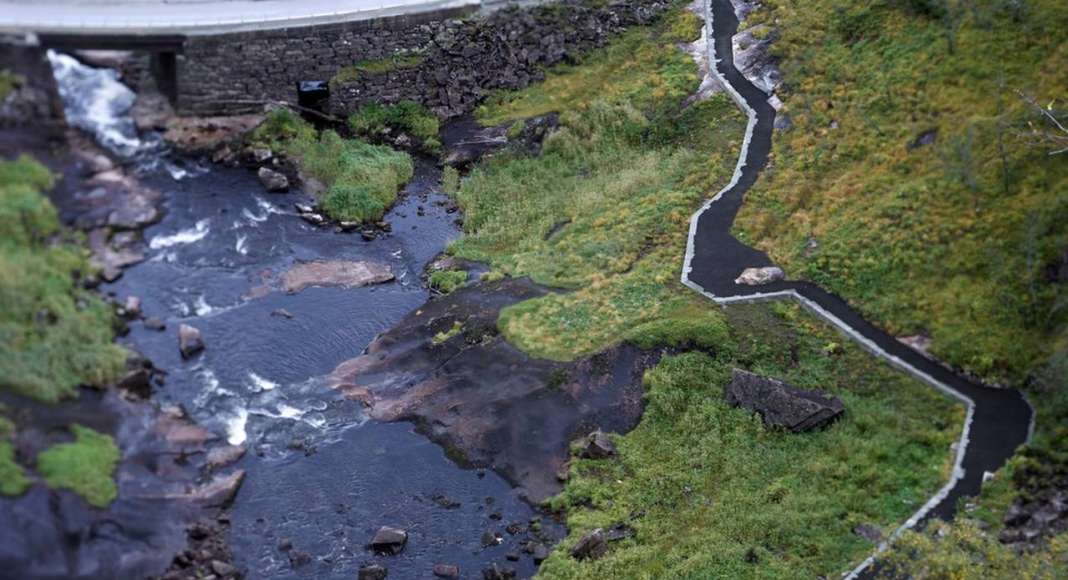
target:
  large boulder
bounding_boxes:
[577,430,616,459]
[724,369,844,432]
[280,260,394,294]
[734,266,785,286]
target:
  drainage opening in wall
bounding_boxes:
[297,81,329,112]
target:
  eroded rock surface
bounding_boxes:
[281,260,394,294]
[734,266,785,286]
[328,277,656,502]
[725,369,844,432]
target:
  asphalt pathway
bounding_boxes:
[683,0,1034,576]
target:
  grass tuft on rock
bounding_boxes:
[37,424,119,508]
[250,109,413,223]
[331,53,425,84]
[429,269,468,294]
[349,100,442,152]
[0,155,126,402]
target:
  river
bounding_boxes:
[49,51,551,579]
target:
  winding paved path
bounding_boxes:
[685,0,1034,576]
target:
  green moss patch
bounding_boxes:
[0,155,126,402]
[37,424,119,508]
[332,53,425,84]
[349,100,442,152]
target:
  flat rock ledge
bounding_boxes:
[281,260,394,294]
[724,369,844,432]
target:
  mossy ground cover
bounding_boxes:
[539,303,962,579]
[331,53,425,85]
[446,6,964,576]
[0,156,125,402]
[249,109,413,222]
[733,0,1068,386]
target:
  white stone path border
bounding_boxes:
[680,0,1035,577]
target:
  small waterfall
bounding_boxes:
[47,51,145,155]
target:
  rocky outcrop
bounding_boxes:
[328,277,656,502]
[577,430,617,459]
[280,260,394,294]
[724,369,844,432]
[163,114,264,155]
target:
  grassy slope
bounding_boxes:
[729,0,1068,573]
[248,109,414,223]
[0,156,125,402]
[734,0,1068,386]
[450,7,963,576]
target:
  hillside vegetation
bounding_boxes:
[734,0,1068,386]
[447,7,964,576]
[0,156,125,402]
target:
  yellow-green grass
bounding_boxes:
[733,0,1068,386]
[429,269,468,294]
[0,155,126,402]
[37,424,120,508]
[540,302,963,579]
[248,109,413,223]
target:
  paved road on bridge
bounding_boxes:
[0,0,478,35]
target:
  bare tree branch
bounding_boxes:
[1016,90,1068,156]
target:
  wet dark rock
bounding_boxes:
[370,526,408,555]
[277,538,292,552]
[87,227,146,282]
[481,530,502,548]
[288,550,312,567]
[270,308,294,319]
[178,323,205,359]
[577,430,616,459]
[481,564,516,580]
[605,522,635,542]
[570,528,607,561]
[122,295,142,318]
[257,166,289,193]
[530,542,551,563]
[300,212,326,226]
[430,493,461,509]
[724,369,845,432]
[327,278,655,502]
[506,552,519,561]
[117,352,154,397]
[853,523,883,544]
[212,145,237,165]
[144,317,167,331]
[433,563,460,578]
[359,564,389,580]
[908,128,938,150]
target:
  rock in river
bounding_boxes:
[359,564,389,580]
[724,369,844,432]
[178,323,205,359]
[257,166,289,193]
[370,526,408,555]
[281,260,394,294]
[577,430,617,459]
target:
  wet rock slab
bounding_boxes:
[328,277,656,502]
[280,260,395,294]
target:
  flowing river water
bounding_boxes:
[49,53,551,579]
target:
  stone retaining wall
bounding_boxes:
[176,0,669,117]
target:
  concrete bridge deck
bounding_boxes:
[0,0,479,36]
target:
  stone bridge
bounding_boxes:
[0,0,668,117]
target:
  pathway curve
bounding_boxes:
[683,0,1034,576]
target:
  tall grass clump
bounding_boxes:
[249,109,413,223]
[349,100,442,153]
